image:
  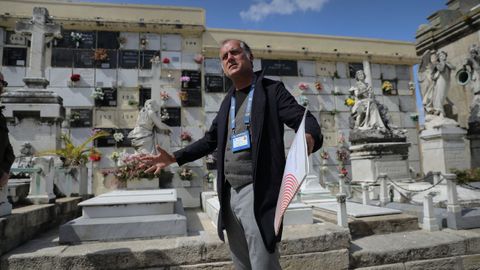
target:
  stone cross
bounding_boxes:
[15,7,61,88]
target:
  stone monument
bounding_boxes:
[348,69,410,184]
[0,7,64,153]
[418,50,470,175]
[463,44,480,168]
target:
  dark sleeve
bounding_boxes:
[173,114,218,166]
[0,114,15,175]
[275,82,323,153]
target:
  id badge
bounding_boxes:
[231,131,251,152]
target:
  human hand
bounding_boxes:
[0,172,9,188]
[305,133,314,155]
[140,145,176,175]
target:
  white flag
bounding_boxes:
[274,108,309,235]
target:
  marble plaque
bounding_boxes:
[119,50,139,69]
[95,69,117,87]
[402,112,417,128]
[1,66,25,87]
[95,49,118,69]
[69,108,93,128]
[72,68,95,87]
[161,34,182,51]
[51,48,74,68]
[95,88,117,107]
[335,96,350,112]
[398,96,416,112]
[336,62,348,78]
[316,62,336,77]
[118,88,139,109]
[333,78,350,95]
[161,51,182,70]
[118,69,139,87]
[182,107,204,127]
[3,47,27,67]
[319,112,336,132]
[205,75,224,93]
[139,87,151,107]
[382,95,400,112]
[396,65,410,80]
[298,60,316,77]
[160,70,181,86]
[51,87,94,107]
[397,80,411,95]
[94,109,117,128]
[94,128,116,147]
[180,90,202,107]
[117,109,138,128]
[375,160,409,180]
[381,64,396,80]
[181,70,201,89]
[204,58,222,74]
[143,33,161,51]
[370,63,381,80]
[317,95,335,111]
[181,52,200,71]
[322,132,337,147]
[6,31,26,45]
[163,107,181,127]
[97,31,119,49]
[157,87,181,107]
[139,50,158,70]
[262,59,298,76]
[48,67,71,87]
[317,77,334,94]
[119,32,140,50]
[335,112,350,129]
[311,201,401,218]
[204,93,225,112]
[388,112,402,127]
[115,128,133,147]
[182,37,202,52]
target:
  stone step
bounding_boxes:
[350,228,480,268]
[310,201,419,238]
[59,198,187,244]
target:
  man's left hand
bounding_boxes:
[305,133,314,155]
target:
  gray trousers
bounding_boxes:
[224,183,282,270]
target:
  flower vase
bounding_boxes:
[182,81,189,88]
[75,41,79,48]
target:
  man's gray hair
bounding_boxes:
[220,39,253,59]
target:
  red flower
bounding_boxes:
[162,58,170,64]
[70,74,81,82]
[340,167,348,176]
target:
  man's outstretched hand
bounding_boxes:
[140,145,176,175]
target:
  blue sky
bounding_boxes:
[79,0,445,42]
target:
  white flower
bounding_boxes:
[113,132,124,142]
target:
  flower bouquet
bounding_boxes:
[70,74,81,82]
[382,81,393,93]
[298,82,309,91]
[178,167,194,181]
[88,148,102,162]
[180,131,192,142]
[94,48,109,62]
[315,81,323,91]
[344,97,355,107]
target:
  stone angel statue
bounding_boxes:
[127,99,171,154]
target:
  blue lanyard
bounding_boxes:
[229,78,255,133]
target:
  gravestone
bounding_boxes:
[1,7,64,153]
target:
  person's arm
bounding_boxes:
[274,82,323,154]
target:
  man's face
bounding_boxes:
[219,40,253,79]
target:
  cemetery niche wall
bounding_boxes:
[0,1,419,210]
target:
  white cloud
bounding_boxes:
[240,0,329,22]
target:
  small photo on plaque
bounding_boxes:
[95,88,118,107]
[162,107,181,127]
[69,109,93,128]
[2,47,27,67]
[119,50,139,69]
[205,74,223,93]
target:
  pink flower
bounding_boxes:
[160,91,170,101]
[162,57,170,64]
[180,131,192,142]
[298,82,309,91]
[194,54,204,64]
[180,76,190,82]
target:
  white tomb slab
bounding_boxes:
[335,112,350,129]
[182,107,204,127]
[316,62,336,77]
[298,60,316,77]
[398,96,416,112]
[317,77,334,94]
[388,112,402,127]
[310,201,401,218]
[406,128,419,145]
[204,93,224,112]
[117,88,139,109]
[401,112,417,128]
[161,51,181,70]
[333,78,350,94]
[94,109,117,128]
[253,59,262,72]
[322,132,338,148]
[317,95,335,111]
[182,37,202,52]
[370,64,381,80]
[72,68,95,87]
[335,96,350,112]
[119,32,139,50]
[53,87,94,107]
[204,58,222,74]
[397,80,411,95]
[181,52,200,70]
[95,69,117,87]
[143,33,161,50]
[117,109,138,128]
[396,65,411,80]
[336,62,348,78]
[118,69,139,87]
[161,34,182,51]
[159,87,181,106]
[371,79,383,96]
[48,67,71,87]
[381,64,396,80]
[382,95,400,112]
[2,67,26,87]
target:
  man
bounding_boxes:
[141,39,322,269]
[0,72,15,188]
